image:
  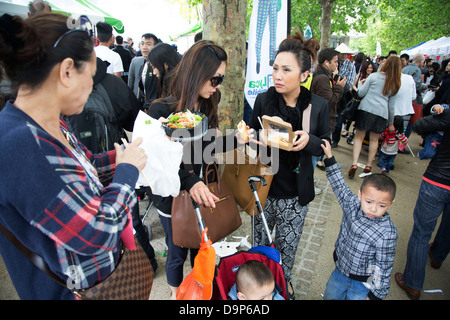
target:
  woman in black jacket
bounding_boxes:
[148,40,252,299]
[249,32,329,297]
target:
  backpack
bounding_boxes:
[65,83,124,153]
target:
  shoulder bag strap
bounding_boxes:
[0,222,66,287]
[302,103,312,133]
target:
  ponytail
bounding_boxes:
[0,13,93,90]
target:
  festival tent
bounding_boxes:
[401,36,450,62]
[0,0,125,33]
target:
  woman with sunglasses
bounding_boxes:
[248,32,329,299]
[0,13,149,299]
[147,40,254,299]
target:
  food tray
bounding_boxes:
[162,111,208,142]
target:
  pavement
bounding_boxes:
[1,131,449,300]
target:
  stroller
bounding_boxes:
[212,176,288,300]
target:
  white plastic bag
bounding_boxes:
[132,111,183,197]
[423,90,435,105]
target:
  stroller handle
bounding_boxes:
[190,197,208,242]
[248,176,267,191]
[248,175,272,244]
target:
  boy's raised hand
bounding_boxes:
[321,139,333,159]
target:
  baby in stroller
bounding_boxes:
[227,260,284,300]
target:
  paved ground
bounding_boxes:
[1,131,449,300]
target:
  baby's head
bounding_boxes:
[235,260,275,300]
[358,174,396,219]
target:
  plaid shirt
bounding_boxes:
[0,102,139,297]
[339,59,357,88]
[324,157,398,300]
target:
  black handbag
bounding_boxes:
[341,93,361,122]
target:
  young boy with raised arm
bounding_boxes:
[321,140,398,300]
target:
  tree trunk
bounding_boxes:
[319,0,334,49]
[203,0,247,132]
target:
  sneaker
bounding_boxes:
[314,187,322,195]
[358,172,373,178]
[380,168,387,175]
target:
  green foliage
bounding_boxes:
[291,0,449,54]
[173,0,449,54]
[290,0,377,39]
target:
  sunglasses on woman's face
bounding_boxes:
[210,75,225,87]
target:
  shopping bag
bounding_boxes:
[171,163,242,249]
[132,111,183,197]
[222,148,273,215]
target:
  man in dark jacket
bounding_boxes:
[92,57,141,134]
[310,48,346,138]
[113,35,132,84]
[395,108,450,300]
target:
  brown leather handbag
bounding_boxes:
[222,148,274,216]
[0,222,154,300]
[171,163,242,249]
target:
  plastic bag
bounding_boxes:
[132,111,183,197]
[177,228,215,300]
[423,90,435,105]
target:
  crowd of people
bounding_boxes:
[0,1,449,301]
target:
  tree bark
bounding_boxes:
[319,0,334,49]
[203,0,247,132]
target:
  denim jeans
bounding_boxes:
[403,179,450,290]
[323,268,370,300]
[377,151,397,173]
[402,115,413,138]
[159,213,198,287]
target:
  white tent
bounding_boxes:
[401,36,450,62]
[0,0,125,33]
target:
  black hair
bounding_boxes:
[393,116,404,134]
[96,21,112,43]
[141,33,160,44]
[361,174,397,201]
[318,48,339,65]
[0,13,93,91]
[400,53,409,61]
[276,31,319,73]
[115,35,123,44]
[147,43,181,98]
[235,260,274,294]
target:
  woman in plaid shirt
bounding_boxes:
[321,140,398,300]
[0,13,147,299]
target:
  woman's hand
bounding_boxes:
[114,136,147,171]
[236,128,262,145]
[291,130,309,152]
[259,128,268,146]
[189,181,220,208]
